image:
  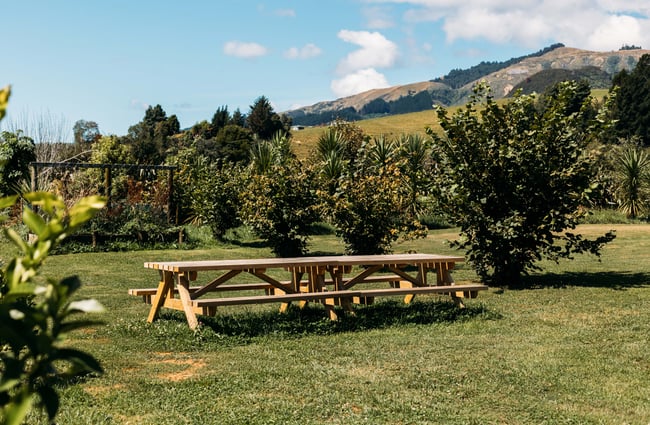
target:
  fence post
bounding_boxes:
[104,166,112,209]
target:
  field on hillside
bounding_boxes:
[291,108,443,158]
[291,89,611,159]
[5,223,648,424]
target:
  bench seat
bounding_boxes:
[190,284,488,308]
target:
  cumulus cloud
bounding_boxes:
[331,30,398,98]
[284,43,322,59]
[336,30,399,74]
[369,0,650,50]
[331,68,390,98]
[223,41,268,58]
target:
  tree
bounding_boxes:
[230,108,245,127]
[0,130,36,195]
[246,96,290,140]
[73,120,101,145]
[126,105,179,164]
[210,105,230,136]
[614,142,650,218]
[428,82,616,286]
[611,54,650,145]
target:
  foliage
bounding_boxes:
[125,104,180,164]
[90,135,134,165]
[614,143,650,218]
[428,82,616,286]
[322,135,426,255]
[611,54,650,146]
[0,192,105,424]
[0,131,36,196]
[396,133,433,217]
[185,156,244,240]
[246,96,291,140]
[241,137,319,256]
[328,119,368,165]
[72,120,100,145]
[0,86,9,122]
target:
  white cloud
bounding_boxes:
[284,43,322,59]
[223,41,268,58]
[367,0,650,51]
[586,14,645,50]
[330,30,398,99]
[331,68,390,98]
[336,30,399,75]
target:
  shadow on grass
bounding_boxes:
[180,299,499,341]
[519,271,650,290]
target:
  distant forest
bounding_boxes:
[432,43,566,89]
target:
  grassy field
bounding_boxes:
[5,223,648,424]
[291,109,444,158]
[290,89,611,159]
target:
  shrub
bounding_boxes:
[429,82,616,286]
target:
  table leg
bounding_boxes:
[147,270,173,323]
[176,272,199,330]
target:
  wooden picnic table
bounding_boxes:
[131,253,487,329]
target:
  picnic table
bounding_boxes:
[130,253,487,329]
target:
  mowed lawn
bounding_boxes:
[17,224,650,424]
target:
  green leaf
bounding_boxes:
[22,208,47,235]
[4,228,29,254]
[2,389,34,425]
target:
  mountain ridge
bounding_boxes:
[286,46,649,126]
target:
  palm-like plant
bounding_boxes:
[616,145,650,218]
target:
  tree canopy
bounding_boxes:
[611,54,650,146]
[429,82,616,286]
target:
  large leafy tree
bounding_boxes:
[429,82,616,286]
[72,119,101,145]
[611,54,650,145]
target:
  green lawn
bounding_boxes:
[11,224,650,424]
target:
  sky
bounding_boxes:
[2,0,650,140]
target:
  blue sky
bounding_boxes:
[3,0,649,139]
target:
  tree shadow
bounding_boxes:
[518,271,650,290]
[187,299,500,342]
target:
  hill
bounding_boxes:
[286,46,649,126]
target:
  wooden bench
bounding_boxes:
[191,284,488,310]
[128,283,276,304]
[129,275,406,304]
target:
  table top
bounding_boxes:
[144,253,464,273]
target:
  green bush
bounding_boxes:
[241,165,319,257]
[429,82,616,286]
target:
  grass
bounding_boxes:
[4,223,649,424]
[290,89,610,159]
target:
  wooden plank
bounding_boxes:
[191,284,488,308]
[144,253,465,273]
